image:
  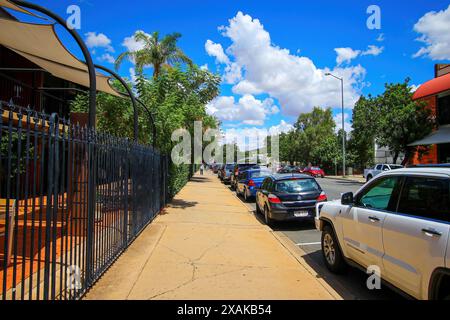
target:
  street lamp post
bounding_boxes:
[325,72,346,177]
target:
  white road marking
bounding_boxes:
[296,242,321,246]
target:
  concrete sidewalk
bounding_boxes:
[84,172,340,300]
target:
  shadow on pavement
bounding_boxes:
[299,250,406,300]
[167,199,199,209]
[190,176,210,183]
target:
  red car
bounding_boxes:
[302,166,325,178]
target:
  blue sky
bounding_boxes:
[11,0,450,137]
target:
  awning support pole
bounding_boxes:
[94,64,139,141]
[10,0,97,128]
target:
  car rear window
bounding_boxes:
[311,167,321,170]
[250,171,271,179]
[225,164,234,169]
[275,179,320,193]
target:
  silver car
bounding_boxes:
[316,166,450,300]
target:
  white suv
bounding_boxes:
[315,166,450,300]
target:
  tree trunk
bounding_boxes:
[393,152,398,165]
[401,149,412,166]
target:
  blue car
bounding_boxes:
[236,169,272,202]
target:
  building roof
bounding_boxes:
[413,72,450,100]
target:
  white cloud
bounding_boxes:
[129,67,137,85]
[85,32,114,53]
[98,53,115,64]
[413,5,450,60]
[205,40,230,64]
[333,112,352,133]
[206,94,279,126]
[268,120,293,135]
[220,120,293,150]
[122,30,151,53]
[223,62,242,84]
[362,45,384,56]
[210,12,367,118]
[409,84,421,92]
[376,33,385,42]
[335,47,361,65]
[335,45,383,65]
[200,64,209,70]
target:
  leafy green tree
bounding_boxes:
[348,95,377,168]
[115,31,192,79]
[376,79,435,164]
[279,131,300,165]
[294,107,336,167]
[70,64,220,198]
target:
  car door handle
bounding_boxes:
[422,228,442,237]
[368,216,380,222]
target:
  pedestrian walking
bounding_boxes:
[200,163,204,175]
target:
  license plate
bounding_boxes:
[294,211,309,217]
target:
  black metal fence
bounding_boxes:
[0,101,169,300]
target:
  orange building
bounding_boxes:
[410,64,450,164]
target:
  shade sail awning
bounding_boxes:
[11,49,122,97]
[0,17,122,97]
[413,73,450,100]
[0,0,42,17]
[408,125,450,146]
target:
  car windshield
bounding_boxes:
[225,164,235,169]
[275,179,320,193]
[311,167,321,170]
[250,171,271,178]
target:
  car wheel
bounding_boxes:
[366,175,372,182]
[321,226,347,274]
[264,206,274,227]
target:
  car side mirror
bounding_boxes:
[341,192,354,205]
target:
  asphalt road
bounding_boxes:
[226,176,405,300]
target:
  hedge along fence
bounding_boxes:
[167,163,200,200]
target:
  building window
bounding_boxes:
[438,94,450,126]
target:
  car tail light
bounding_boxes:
[317,191,327,202]
[248,180,255,187]
[268,194,281,204]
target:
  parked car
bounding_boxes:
[217,164,225,179]
[278,165,301,174]
[363,163,403,182]
[221,163,235,183]
[315,165,450,300]
[256,173,327,226]
[302,166,325,178]
[211,164,220,174]
[236,169,272,202]
[230,163,258,190]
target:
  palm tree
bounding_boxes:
[115,31,192,79]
